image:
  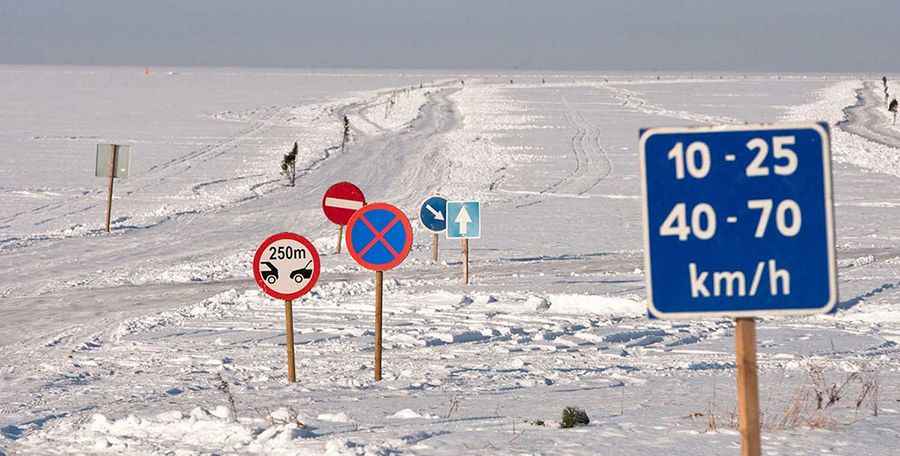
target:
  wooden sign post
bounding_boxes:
[735,318,761,456]
[284,300,297,383]
[461,239,470,285]
[336,225,344,254]
[374,271,383,381]
[432,233,439,262]
[252,233,321,385]
[105,145,118,233]
[96,144,131,233]
[345,203,414,382]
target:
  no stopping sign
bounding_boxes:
[345,203,413,271]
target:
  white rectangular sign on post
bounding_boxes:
[95,144,131,178]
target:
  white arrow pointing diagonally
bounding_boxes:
[455,206,472,235]
[426,204,444,221]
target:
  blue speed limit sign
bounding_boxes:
[639,123,837,319]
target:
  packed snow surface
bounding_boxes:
[2,67,900,455]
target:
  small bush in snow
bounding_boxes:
[560,406,590,428]
[341,115,351,153]
[281,142,298,186]
[889,98,898,125]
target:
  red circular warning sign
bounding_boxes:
[345,203,413,271]
[252,232,321,301]
[322,182,366,225]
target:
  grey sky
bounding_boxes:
[2,0,898,71]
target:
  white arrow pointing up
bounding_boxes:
[455,206,472,235]
[426,204,444,221]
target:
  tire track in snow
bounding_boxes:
[0,191,104,227]
[605,84,742,125]
[569,102,614,195]
[146,106,291,174]
[0,192,97,225]
[513,96,612,208]
[190,173,266,195]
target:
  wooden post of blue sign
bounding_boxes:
[344,202,412,383]
[462,239,469,285]
[735,318,761,456]
[432,233,439,263]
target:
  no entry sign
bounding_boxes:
[640,123,836,319]
[322,182,366,225]
[253,232,321,301]
[345,203,413,271]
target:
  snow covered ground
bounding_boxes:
[2,67,900,455]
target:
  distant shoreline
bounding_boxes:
[0,63,889,79]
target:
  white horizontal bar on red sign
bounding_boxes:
[325,197,364,210]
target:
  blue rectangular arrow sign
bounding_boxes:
[446,201,481,239]
[640,123,837,319]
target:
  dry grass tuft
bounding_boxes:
[698,360,881,432]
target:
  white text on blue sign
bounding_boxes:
[640,124,837,319]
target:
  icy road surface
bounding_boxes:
[1,67,900,455]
